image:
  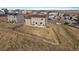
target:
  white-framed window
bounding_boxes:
[41,18,43,20]
[40,22,43,24]
[36,22,37,24]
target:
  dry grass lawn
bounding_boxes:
[0,23,79,51]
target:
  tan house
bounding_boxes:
[25,14,47,27]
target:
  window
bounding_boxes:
[33,21,35,24]
[36,22,37,24]
[70,17,72,20]
[41,18,43,20]
[43,24,45,26]
[40,22,42,24]
[32,21,35,25]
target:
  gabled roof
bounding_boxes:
[63,14,70,16]
[7,13,18,16]
[25,14,47,19]
[0,14,7,16]
[25,15,31,19]
[31,14,47,18]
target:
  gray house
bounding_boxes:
[7,14,25,24]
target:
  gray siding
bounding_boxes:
[7,15,25,24]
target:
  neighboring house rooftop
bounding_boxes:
[0,13,19,16]
[63,14,70,16]
[25,15,31,19]
[25,14,47,19]
[31,14,47,18]
[7,13,18,15]
[0,14,7,16]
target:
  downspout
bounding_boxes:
[46,11,49,27]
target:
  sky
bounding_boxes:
[0,0,79,7]
[0,0,79,10]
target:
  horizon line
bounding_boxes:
[0,7,79,10]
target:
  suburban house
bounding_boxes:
[69,14,78,20]
[48,12,64,24]
[8,10,23,14]
[7,14,25,24]
[38,11,48,15]
[14,10,21,14]
[21,10,27,14]
[39,12,47,15]
[48,12,59,20]
[25,14,47,27]
[22,10,32,15]
[16,10,22,14]
[32,11,38,15]
[0,10,5,14]
[63,14,78,24]
[8,10,14,14]
[0,9,79,27]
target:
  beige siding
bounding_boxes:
[25,19,31,25]
[31,17,46,27]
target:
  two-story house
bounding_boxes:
[25,14,47,27]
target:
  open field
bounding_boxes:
[0,23,79,51]
[50,10,79,14]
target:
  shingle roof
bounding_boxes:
[63,14,70,16]
[25,14,47,19]
[31,14,47,18]
[0,13,19,16]
[7,13,18,15]
[0,14,7,16]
